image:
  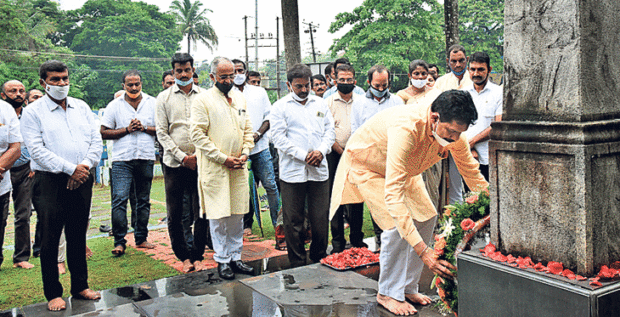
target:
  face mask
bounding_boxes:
[337,83,355,95]
[175,77,193,87]
[410,78,428,89]
[289,88,308,102]
[369,86,388,99]
[125,91,141,99]
[329,78,335,86]
[233,74,246,86]
[4,95,24,108]
[450,65,466,77]
[45,84,70,100]
[215,81,233,95]
[432,121,452,147]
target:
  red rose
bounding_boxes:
[460,218,475,231]
[465,195,479,204]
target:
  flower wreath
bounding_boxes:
[431,189,491,316]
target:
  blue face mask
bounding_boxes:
[450,66,466,77]
[175,77,193,87]
[369,86,388,98]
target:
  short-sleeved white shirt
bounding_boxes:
[0,100,23,195]
[101,93,156,162]
[234,85,271,155]
[463,81,503,165]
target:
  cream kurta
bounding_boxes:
[190,87,254,219]
[329,104,488,248]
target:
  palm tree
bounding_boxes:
[169,0,218,54]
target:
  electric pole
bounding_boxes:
[255,0,259,71]
[302,21,318,63]
[243,16,249,68]
[276,16,281,98]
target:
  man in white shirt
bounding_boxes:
[462,52,502,182]
[101,70,157,255]
[231,59,281,233]
[350,65,405,133]
[434,44,474,204]
[350,64,404,249]
[271,64,335,267]
[21,60,102,311]
[0,80,33,270]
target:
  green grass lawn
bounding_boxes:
[0,236,178,311]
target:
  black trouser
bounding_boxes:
[9,163,33,263]
[162,163,211,262]
[33,171,93,300]
[280,180,329,268]
[0,192,12,266]
[327,151,364,251]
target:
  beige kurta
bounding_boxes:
[329,104,488,248]
[190,87,254,219]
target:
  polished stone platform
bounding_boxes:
[459,250,620,317]
[2,243,445,316]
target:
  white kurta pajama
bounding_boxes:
[190,87,254,263]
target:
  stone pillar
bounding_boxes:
[489,0,620,276]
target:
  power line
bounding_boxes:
[0,49,170,62]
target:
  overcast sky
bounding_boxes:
[60,0,365,65]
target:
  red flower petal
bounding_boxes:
[533,263,545,272]
[590,280,602,287]
[506,254,516,264]
[576,275,587,281]
[460,218,476,231]
[561,269,575,277]
[547,261,564,275]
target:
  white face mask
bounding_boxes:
[289,89,308,102]
[432,121,451,147]
[234,74,246,86]
[410,78,428,89]
[45,84,70,100]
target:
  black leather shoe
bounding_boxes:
[230,260,254,275]
[218,262,235,280]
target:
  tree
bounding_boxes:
[58,0,182,108]
[169,0,218,54]
[459,0,504,73]
[281,0,301,70]
[444,0,459,71]
[0,0,88,96]
[329,0,444,91]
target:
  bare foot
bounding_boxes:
[193,261,205,272]
[76,288,101,300]
[58,262,66,275]
[376,294,417,316]
[111,245,125,256]
[13,261,34,269]
[47,297,66,311]
[182,259,194,273]
[405,293,432,306]
[85,246,94,259]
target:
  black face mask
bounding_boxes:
[337,83,355,95]
[4,95,23,109]
[215,81,233,95]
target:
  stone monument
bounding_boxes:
[458,0,620,315]
[491,0,620,277]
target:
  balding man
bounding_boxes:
[0,80,29,269]
[190,57,255,280]
[27,89,44,104]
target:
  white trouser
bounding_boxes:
[448,154,464,204]
[210,214,244,263]
[378,216,437,301]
